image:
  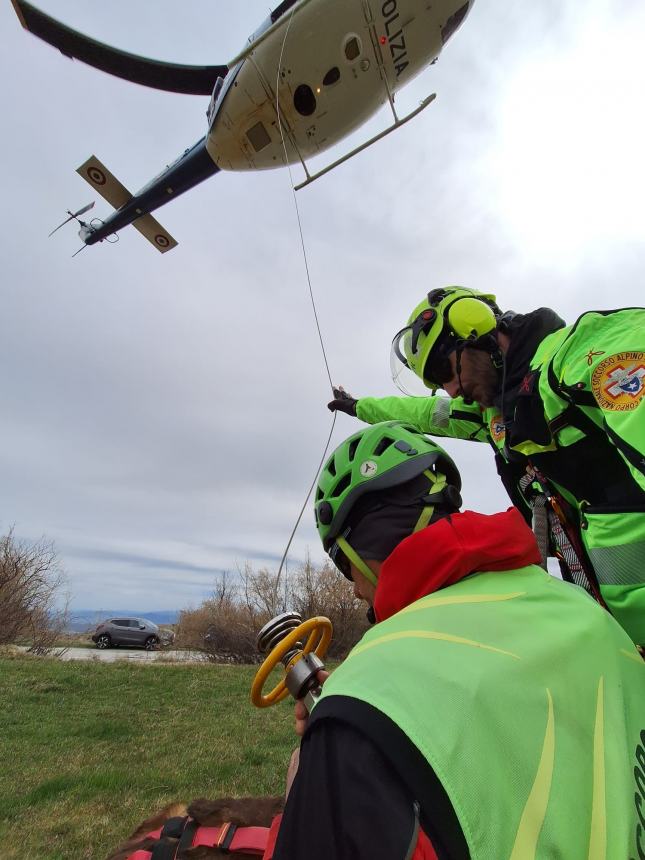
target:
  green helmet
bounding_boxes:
[391,287,501,393]
[315,421,461,571]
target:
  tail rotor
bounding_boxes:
[48,201,95,237]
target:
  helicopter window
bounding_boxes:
[246,121,272,153]
[293,84,317,117]
[271,0,299,24]
[344,36,361,62]
[441,2,469,45]
[323,67,341,87]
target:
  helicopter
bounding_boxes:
[12,0,474,254]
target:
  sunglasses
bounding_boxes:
[425,348,456,386]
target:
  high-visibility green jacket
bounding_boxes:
[316,564,645,858]
[356,308,645,645]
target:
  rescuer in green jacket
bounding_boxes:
[327,287,645,647]
[275,421,645,859]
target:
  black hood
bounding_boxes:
[495,307,566,420]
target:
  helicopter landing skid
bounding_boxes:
[294,93,436,191]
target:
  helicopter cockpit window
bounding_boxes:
[323,67,341,87]
[270,0,299,24]
[441,2,469,45]
[246,121,272,153]
[294,84,317,117]
[344,36,361,62]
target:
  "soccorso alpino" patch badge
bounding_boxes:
[591,351,645,411]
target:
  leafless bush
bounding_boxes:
[0,528,69,653]
[176,572,260,663]
[177,558,369,663]
[291,554,369,657]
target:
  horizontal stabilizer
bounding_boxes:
[77,155,132,209]
[132,214,178,253]
[76,155,177,252]
[11,0,227,95]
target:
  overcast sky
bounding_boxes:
[1,0,644,611]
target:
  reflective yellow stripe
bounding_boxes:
[588,677,606,860]
[350,630,520,660]
[509,689,555,860]
[398,591,526,617]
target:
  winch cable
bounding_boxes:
[272,7,338,590]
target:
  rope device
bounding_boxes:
[272,9,338,590]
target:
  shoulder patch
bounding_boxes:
[489,414,506,443]
[591,352,645,411]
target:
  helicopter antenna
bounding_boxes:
[48,201,95,237]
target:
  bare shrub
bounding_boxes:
[176,572,261,663]
[177,558,369,663]
[0,528,69,653]
[291,554,369,657]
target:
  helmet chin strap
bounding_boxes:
[335,536,379,586]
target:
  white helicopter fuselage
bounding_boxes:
[208,0,473,171]
[14,0,474,250]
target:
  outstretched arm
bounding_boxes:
[328,386,489,442]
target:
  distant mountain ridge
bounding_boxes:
[67,610,179,633]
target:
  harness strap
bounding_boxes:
[127,818,275,859]
[160,817,185,840]
[193,823,268,853]
[151,841,177,860]
[176,818,198,854]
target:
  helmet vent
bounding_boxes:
[332,474,351,498]
[348,438,360,461]
[373,436,395,457]
[327,457,337,477]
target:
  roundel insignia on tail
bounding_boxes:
[154,234,170,248]
[87,166,106,186]
[591,352,645,411]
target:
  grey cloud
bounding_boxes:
[1,0,643,610]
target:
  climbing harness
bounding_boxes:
[520,467,607,608]
[126,813,283,859]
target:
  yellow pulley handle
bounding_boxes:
[251,616,332,708]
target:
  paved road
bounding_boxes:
[16,646,207,663]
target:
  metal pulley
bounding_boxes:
[250,611,332,713]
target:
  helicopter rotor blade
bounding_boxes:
[48,214,75,237]
[72,201,95,218]
[11,1,228,95]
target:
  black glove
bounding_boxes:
[327,386,358,416]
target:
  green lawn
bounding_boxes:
[0,653,296,860]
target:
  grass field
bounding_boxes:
[0,652,296,860]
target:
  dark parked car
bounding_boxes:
[91,617,174,650]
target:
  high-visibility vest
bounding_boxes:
[316,565,645,858]
[357,308,645,646]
